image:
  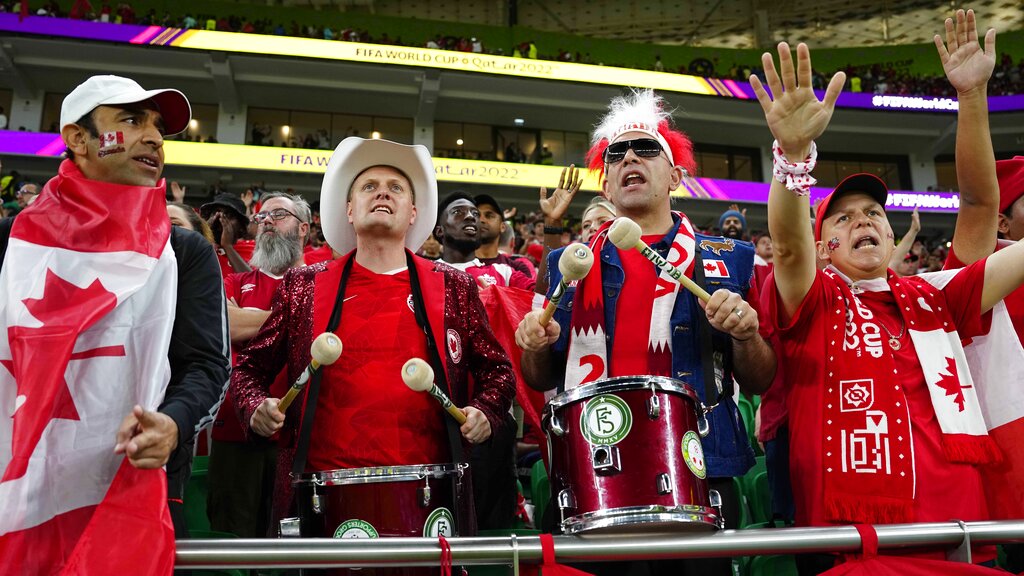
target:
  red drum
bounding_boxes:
[290,464,465,575]
[543,376,723,534]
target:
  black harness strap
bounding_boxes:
[291,255,355,476]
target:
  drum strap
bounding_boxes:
[291,254,356,476]
[405,253,466,468]
[692,249,731,407]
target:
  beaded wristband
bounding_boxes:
[772,140,818,196]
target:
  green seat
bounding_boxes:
[737,395,762,457]
[530,460,550,530]
[732,477,753,529]
[747,554,797,576]
[184,456,211,533]
[749,471,771,525]
[740,455,766,497]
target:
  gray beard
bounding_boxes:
[249,228,303,275]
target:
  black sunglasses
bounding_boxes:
[603,138,664,164]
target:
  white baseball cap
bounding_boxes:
[320,137,437,256]
[60,75,192,136]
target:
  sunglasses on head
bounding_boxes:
[603,138,664,164]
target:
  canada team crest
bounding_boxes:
[446,329,462,364]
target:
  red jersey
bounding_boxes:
[213,269,288,442]
[307,262,446,471]
[304,244,335,265]
[612,234,667,376]
[765,266,990,532]
[215,240,256,279]
[440,258,534,290]
[947,242,1024,345]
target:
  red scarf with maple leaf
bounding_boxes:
[821,266,1001,524]
[564,212,696,389]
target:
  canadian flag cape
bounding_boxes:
[922,269,1024,519]
[0,160,177,574]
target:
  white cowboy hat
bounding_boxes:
[320,137,437,255]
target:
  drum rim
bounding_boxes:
[560,504,723,534]
[291,463,465,486]
[544,375,703,413]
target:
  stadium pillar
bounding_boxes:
[9,93,42,132]
[217,103,248,145]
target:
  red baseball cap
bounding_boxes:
[997,156,1024,213]
[814,173,889,241]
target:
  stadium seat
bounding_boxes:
[530,460,550,531]
[747,553,798,576]
[184,455,211,533]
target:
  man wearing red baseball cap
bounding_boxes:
[751,27,1024,567]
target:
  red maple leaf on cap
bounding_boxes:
[934,356,970,413]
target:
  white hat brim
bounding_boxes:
[320,137,437,256]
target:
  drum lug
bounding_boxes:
[591,444,621,474]
[647,394,661,419]
[557,488,576,511]
[697,415,710,437]
[420,479,432,508]
[279,517,302,538]
[709,489,725,529]
[656,473,673,495]
[549,413,566,436]
[311,484,323,514]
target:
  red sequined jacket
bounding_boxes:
[231,251,516,529]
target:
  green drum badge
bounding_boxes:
[681,431,707,479]
[580,394,632,445]
[334,519,379,539]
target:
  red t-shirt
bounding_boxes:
[304,244,335,265]
[306,262,447,471]
[216,240,256,279]
[441,258,534,290]
[947,243,1024,345]
[765,266,990,529]
[611,234,665,376]
[213,270,288,442]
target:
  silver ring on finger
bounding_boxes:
[733,306,745,319]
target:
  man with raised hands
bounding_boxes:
[751,31,1022,565]
[932,10,1024,569]
[516,89,774,576]
[231,137,515,536]
[0,75,230,573]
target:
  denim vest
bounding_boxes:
[547,215,756,478]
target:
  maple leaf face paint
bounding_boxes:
[828,237,840,252]
[97,131,125,158]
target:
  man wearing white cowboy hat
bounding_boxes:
[231,137,516,535]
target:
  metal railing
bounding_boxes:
[177,520,1024,569]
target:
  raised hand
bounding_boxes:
[750,42,845,160]
[539,164,583,224]
[935,9,996,95]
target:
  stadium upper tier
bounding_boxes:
[2,0,1022,102]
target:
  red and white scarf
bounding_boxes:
[0,160,177,573]
[821,266,1000,524]
[564,213,696,389]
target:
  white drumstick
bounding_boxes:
[401,358,467,424]
[608,217,711,302]
[278,332,344,412]
[539,243,594,326]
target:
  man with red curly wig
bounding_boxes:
[516,89,774,574]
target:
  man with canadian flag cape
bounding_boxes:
[752,15,1024,567]
[0,75,230,574]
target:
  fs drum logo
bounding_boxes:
[334,519,380,539]
[681,431,707,479]
[423,507,455,537]
[580,394,632,445]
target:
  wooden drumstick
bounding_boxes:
[277,332,344,412]
[539,242,594,326]
[608,217,711,303]
[401,358,467,424]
